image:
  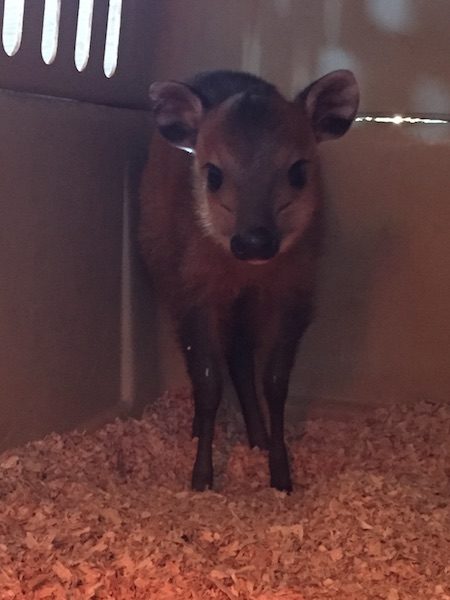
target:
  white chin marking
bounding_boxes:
[246,259,270,266]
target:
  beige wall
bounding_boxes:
[147,0,450,115]
[3,1,449,114]
[294,122,450,407]
[0,91,153,450]
[0,0,155,109]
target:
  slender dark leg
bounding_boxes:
[178,307,222,491]
[227,295,269,449]
[263,303,313,492]
[191,411,200,439]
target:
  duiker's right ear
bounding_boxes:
[297,70,359,142]
[149,81,204,153]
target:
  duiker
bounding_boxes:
[140,70,359,491]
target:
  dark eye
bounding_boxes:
[206,163,223,192]
[288,160,308,189]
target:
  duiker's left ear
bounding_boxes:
[149,81,204,152]
[297,70,359,142]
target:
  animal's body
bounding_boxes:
[140,69,359,491]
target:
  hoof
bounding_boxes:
[191,462,213,492]
[270,473,293,493]
[269,444,292,492]
[249,431,270,451]
[248,422,270,451]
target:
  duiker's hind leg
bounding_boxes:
[227,295,269,450]
[263,303,313,492]
[178,307,223,491]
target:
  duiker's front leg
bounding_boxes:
[227,295,269,449]
[178,307,222,491]
[263,303,313,492]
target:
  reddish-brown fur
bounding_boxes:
[139,70,359,491]
[140,136,319,312]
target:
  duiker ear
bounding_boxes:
[149,81,204,152]
[298,70,359,142]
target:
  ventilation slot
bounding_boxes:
[104,0,122,78]
[2,0,25,57]
[74,0,94,72]
[0,0,124,78]
[41,0,61,65]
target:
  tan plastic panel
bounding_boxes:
[1,1,449,113]
[0,90,152,450]
[146,0,450,116]
[0,0,157,108]
[290,121,450,407]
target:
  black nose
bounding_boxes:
[230,227,280,261]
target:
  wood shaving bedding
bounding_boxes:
[0,391,449,599]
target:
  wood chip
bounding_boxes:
[52,560,72,583]
[0,390,448,599]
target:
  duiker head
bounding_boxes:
[150,70,359,263]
